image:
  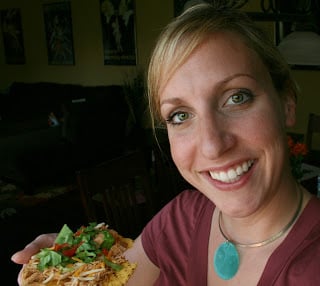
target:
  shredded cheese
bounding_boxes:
[20,223,137,286]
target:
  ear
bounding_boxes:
[283,93,296,127]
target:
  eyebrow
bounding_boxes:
[160,97,184,106]
[160,73,256,106]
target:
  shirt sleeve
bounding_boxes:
[141,189,212,285]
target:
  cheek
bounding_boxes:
[238,107,285,152]
[168,133,195,174]
[250,111,288,167]
[170,138,187,168]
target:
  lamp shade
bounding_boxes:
[277,31,320,66]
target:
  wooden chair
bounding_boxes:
[305,113,320,166]
[76,150,156,238]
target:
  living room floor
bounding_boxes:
[2,186,87,285]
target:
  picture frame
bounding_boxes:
[0,8,26,64]
[43,1,75,65]
[100,0,137,65]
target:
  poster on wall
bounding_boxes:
[0,8,26,64]
[43,1,75,65]
[100,0,137,65]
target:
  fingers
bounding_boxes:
[11,233,57,264]
[17,264,26,285]
[13,233,57,285]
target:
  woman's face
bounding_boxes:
[159,32,296,217]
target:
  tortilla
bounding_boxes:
[20,222,137,285]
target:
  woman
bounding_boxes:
[12,3,320,285]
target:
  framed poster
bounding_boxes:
[0,8,25,64]
[100,0,137,65]
[43,1,75,65]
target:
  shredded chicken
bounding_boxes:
[21,224,136,286]
[22,253,135,285]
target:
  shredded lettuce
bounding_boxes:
[36,222,121,271]
[55,224,74,245]
[101,230,115,250]
[36,249,62,271]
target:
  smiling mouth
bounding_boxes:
[209,160,254,183]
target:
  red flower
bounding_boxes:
[287,135,308,180]
[291,142,308,157]
[287,136,308,157]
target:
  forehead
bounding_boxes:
[189,32,263,75]
[160,31,270,95]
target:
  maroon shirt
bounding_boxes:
[141,189,320,285]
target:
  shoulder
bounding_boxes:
[299,196,320,244]
[146,189,212,233]
[282,222,320,284]
[141,189,214,266]
[288,195,320,250]
[271,196,320,284]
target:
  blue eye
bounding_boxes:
[166,111,190,125]
[225,89,253,106]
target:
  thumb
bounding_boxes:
[11,233,57,264]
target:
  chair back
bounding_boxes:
[306,113,320,151]
[76,150,156,238]
[305,113,320,167]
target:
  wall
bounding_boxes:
[0,0,172,88]
[290,71,319,136]
[0,0,319,137]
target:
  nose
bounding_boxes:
[198,115,235,159]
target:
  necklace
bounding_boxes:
[213,187,303,280]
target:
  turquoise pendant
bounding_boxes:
[213,241,240,280]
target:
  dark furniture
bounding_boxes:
[305,113,320,167]
[2,186,86,286]
[76,150,156,238]
[0,82,131,193]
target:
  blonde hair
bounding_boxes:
[147,3,298,128]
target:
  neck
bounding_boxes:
[219,183,303,246]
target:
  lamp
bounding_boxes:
[245,0,320,68]
[181,0,320,67]
[277,31,320,66]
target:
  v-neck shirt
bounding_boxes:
[141,189,320,285]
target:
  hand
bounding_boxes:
[11,233,57,264]
[11,233,57,285]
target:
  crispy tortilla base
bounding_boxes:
[20,236,136,286]
[20,260,137,286]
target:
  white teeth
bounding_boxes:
[209,160,254,183]
[242,161,249,172]
[211,172,219,180]
[236,165,243,175]
[220,172,228,181]
[227,169,237,180]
